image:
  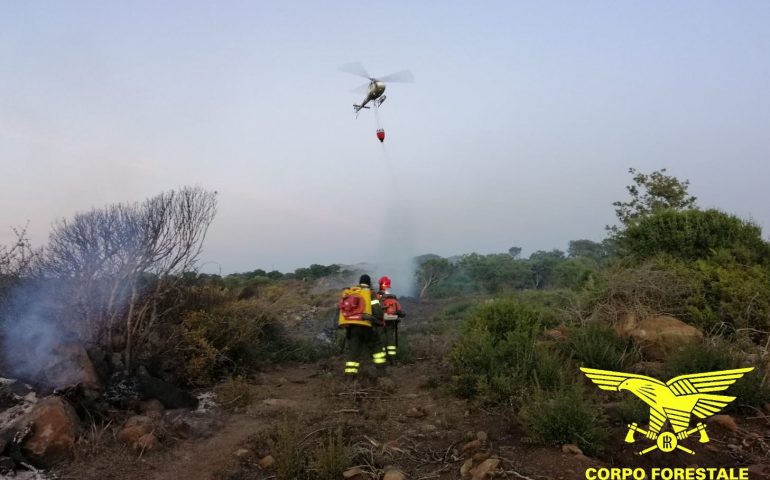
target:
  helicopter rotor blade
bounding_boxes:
[377,69,414,83]
[338,61,372,80]
[349,83,370,94]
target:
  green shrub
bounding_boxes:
[620,209,770,264]
[532,346,568,390]
[664,338,770,411]
[450,299,568,404]
[566,322,637,371]
[684,257,770,332]
[510,289,585,328]
[664,338,734,377]
[519,383,605,455]
[613,396,648,425]
[452,373,483,399]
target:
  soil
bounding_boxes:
[53,299,769,479]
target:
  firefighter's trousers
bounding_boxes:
[344,325,387,376]
[382,320,399,362]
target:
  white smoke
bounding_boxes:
[372,144,417,297]
[0,282,71,386]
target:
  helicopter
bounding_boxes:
[339,62,413,117]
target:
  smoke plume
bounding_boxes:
[372,144,417,297]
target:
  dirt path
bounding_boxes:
[58,357,603,480]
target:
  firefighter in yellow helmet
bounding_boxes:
[376,276,406,364]
[337,274,387,378]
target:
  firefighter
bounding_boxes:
[376,276,406,364]
[337,274,387,379]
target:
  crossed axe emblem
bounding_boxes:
[624,422,709,455]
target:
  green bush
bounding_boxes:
[532,346,568,390]
[620,209,770,264]
[664,339,770,412]
[613,396,648,425]
[683,256,770,332]
[519,383,605,455]
[450,299,568,403]
[566,322,637,371]
[511,289,584,328]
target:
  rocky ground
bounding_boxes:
[2,298,769,479]
[51,357,770,480]
[48,298,770,480]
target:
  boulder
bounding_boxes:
[618,314,703,360]
[471,458,501,480]
[117,416,154,445]
[383,468,406,480]
[20,396,80,468]
[460,458,474,478]
[461,439,482,455]
[164,410,224,439]
[258,454,275,469]
[42,342,102,392]
[708,414,738,433]
[472,452,490,463]
[343,467,365,479]
[562,444,583,455]
[133,433,159,451]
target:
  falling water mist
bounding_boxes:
[371,143,418,297]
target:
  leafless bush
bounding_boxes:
[43,186,217,372]
[0,225,37,298]
[590,261,694,324]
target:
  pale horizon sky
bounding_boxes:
[2,1,770,274]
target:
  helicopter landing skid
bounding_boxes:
[375,95,386,107]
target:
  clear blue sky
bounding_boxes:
[2,1,770,273]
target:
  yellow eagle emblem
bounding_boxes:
[580,367,753,455]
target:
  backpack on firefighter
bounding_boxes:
[337,286,375,327]
[381,294,402,322]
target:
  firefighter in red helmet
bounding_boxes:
[376,276,406,364]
